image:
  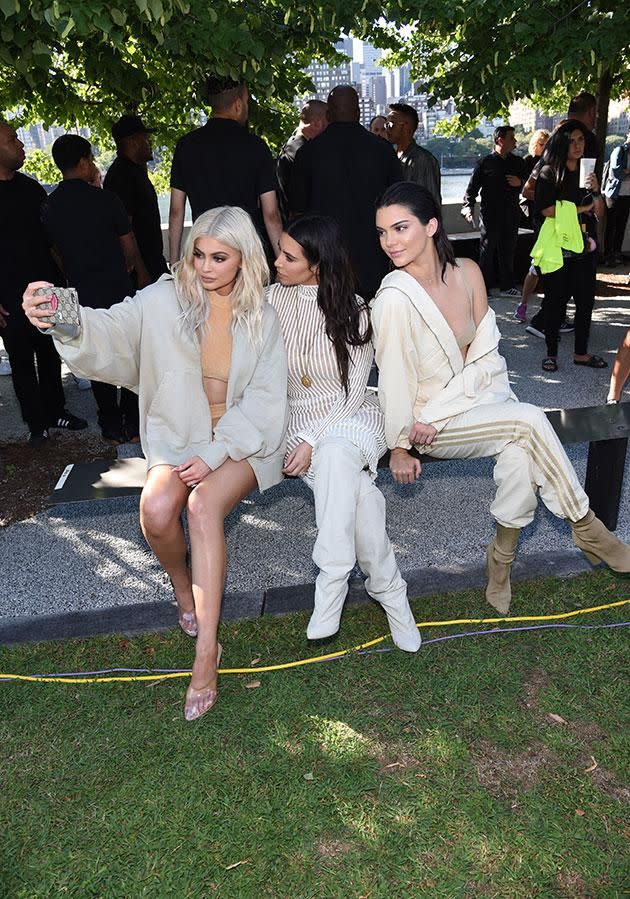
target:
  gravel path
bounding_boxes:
[1,286,629,623]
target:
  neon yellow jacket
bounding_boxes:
[531,200,584,274]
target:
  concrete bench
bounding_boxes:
[50,404,629,531]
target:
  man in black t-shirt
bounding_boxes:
[291,86,402,300]
[169,77,282,262]
[104,115,168,286]
[0,121,86,446]
[43,134,141,443]
[462,125,526,297]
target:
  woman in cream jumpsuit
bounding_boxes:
[372,182,630,613]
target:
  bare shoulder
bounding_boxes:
[456,256,483,284]
[456,258,488,320]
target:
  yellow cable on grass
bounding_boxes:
[1,599,628,684]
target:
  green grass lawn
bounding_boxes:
[1,570,629,898]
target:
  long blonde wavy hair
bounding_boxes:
[173,206,269,345]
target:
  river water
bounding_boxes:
[156,171,472,225]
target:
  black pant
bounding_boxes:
[91,381,139,437]
[605,196,630,257]
[529,289,569,335]
[1,305,66,432]
[479,214,518,290]
[542,254,596,357]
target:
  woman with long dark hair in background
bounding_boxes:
[372,181,630,616]
[267,214,420,651]
[533,119,606,372]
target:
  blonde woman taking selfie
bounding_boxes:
[23,206,288,722]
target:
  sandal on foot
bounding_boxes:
[169,573,197,637]
[184,644,223,721]
[574,355,608,369]
[542,357,558,372]
[179,609,198,638]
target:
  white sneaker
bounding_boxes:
[0,359,11,376]
[525,324,546,339]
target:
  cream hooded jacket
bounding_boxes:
[51,275,289,490]
[371,269,516,450]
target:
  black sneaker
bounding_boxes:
[28,428,49,448]
[49,410,88,431]
[559,319,575,333]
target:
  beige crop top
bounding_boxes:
[200,291,233,382]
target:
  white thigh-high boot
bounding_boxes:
[354,471,421,652]
[307,438,363,640]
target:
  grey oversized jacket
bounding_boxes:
[52,275,289,490]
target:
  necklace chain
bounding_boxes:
[293,288,317,388]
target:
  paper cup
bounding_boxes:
[579,157,596,188]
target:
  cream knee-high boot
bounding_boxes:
[485,524,521,615]
[571,510,630,572]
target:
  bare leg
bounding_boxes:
[185,458,257,715]
[140,465,193,617]
[608,327,630,402]
[522,269,538,304]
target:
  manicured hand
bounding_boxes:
[389,448,422,485]
[409,421,438,447]
[174,456,211,488]
[0,304,9,328]
[22,281,55,330]
[283,441,313,477]
[506,174,522,187]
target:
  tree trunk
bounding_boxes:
[595,65,614,176]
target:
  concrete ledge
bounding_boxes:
[0,551,593,646]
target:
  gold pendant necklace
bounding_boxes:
[294,289,317,389]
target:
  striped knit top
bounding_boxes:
[267,282,386,476]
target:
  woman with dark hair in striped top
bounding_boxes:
[267,214,420,651]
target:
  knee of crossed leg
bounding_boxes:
[140,490,182,541]
[313,436,358,473]
[516,403,548,432]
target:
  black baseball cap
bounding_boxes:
[111,115,156,142]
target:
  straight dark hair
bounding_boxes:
[541,118,591,188]
[376,181,456,283]
[285,215,371,394]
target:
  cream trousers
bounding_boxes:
[305,436,420,650]
[424,401,589,528]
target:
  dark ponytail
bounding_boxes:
[376,181,456,283]
[286,214,371,395]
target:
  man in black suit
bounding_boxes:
[291,85,402,299]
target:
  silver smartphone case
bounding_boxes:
[35,286,81,337]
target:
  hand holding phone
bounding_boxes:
[35,286,80,329]
[22,282,81,336]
